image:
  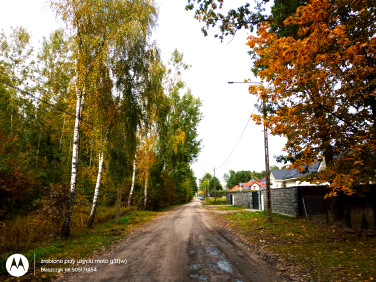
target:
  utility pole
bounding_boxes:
[228,81,272,222]
[263,100,272,223]
[213,167,217,204]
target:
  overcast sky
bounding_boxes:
[0,0,286,185]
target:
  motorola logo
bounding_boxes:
[6,254,29,277]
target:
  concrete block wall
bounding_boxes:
[226,192,253,208]
[227,187,300,217]
[226,191,264,210]
[234,192,252,207]
[261,187,299,217]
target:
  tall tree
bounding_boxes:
[209,176,222,192]
[51,0,158,236]
[247,0,376,196]
[199,172,212,197]
[127,154,137,208]
[137,131,157,210]
[157,50,202,203]
[225,170,252,188]
[87,149,104,228]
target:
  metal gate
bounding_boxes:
[252,191,259,210]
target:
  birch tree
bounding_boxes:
[87,150,104,228]
[51,0,157,236]
[127,154,137,208]
[137,131,157,210]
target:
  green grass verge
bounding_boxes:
[213,205,247,211]
[202,197,227,205]
[0,210,162,280]
[220,210,376,281]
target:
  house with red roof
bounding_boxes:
[246,178,266,190]
[230,178,266,191]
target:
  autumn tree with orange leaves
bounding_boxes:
[247,0,376,196]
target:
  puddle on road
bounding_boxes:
[204,258,218,272]
[188,240,237,281]
[198,274,209,281]
[189,273,210,281]
[205,244,221,257]
[189,264,202,271]
[217,259,234,274]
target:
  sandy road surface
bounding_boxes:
[60,199,283,281]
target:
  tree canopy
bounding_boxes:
[187,0,376,196]
[247,0,376,196]
[224,169,266,189]
[0,3,202,239]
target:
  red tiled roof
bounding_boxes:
[231,179,267,191]
[244,179,266,190]
[230,185,240,191]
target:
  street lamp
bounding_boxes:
[228,81,272,223]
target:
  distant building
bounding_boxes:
[270,160,327,188]
[230,178,266,191]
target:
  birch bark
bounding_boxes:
[127,155,136,208]
[144,173,148,210]
[61,93,82,236]
[88,150,104,227]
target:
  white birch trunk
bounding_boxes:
[61,93,82,236]
[127,155,136,208]
[144,173,148,210]
[88,150,104,227]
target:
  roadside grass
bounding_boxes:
[207,205,247,211]
[219,210,376,281]
[0,205,135,256]
[0,209,163,280]
[202,197,227,205]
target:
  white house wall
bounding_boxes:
[271,179,322,188]
[251,183,260,190]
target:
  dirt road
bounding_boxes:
[61,199,284,281]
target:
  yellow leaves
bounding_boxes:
[172,128,186,153]
[251,114,263,125]
[286,0,332,26]
[137,131,157,182]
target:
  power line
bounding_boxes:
[215,104,257,170]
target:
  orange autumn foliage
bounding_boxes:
[247,0,376,195]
